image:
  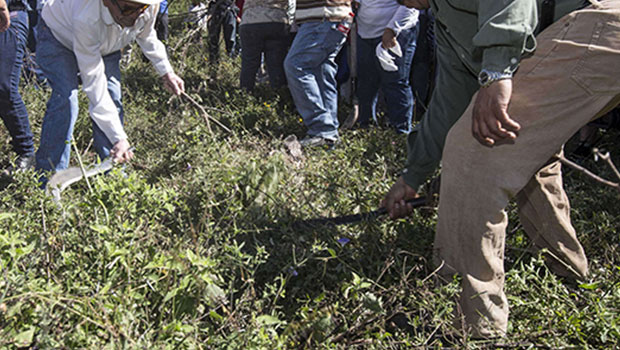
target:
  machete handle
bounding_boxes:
[376,196,428,216]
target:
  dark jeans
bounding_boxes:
[0,10,34,156]
[410,9,436,121]
[356,25,418,134]
[239,22,290,91]
[208,9,237,63]
[155,12,169,42]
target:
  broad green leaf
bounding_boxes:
[13,326,35,347]
[256,315,281,326]
[0,213,15,222]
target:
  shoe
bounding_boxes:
[2,153,35,177]
[299,135,340,150]
[15,153,35,171]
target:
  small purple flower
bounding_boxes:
[288,266,299,276]
[337,238,350,247]
[186,163,192,171]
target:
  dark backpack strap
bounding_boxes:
[539,0,556,32]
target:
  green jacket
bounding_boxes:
[429,0,537,76]
[402,0,587,190]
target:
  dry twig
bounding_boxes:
[181,91,232,134]
[555,153,619,192]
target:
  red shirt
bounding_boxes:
[235,0,244,18]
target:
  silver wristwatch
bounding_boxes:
[478,69,513,88]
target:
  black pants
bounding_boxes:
[239,22,290,91]
[208,9,237,63]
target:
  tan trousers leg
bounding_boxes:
[516,156,588,279]
[434,1,620,337]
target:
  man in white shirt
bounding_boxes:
[35,0,184,179]
[354,0,418,133]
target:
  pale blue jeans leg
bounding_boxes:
[284,21,346,140]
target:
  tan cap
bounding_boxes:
[126,0,162,5]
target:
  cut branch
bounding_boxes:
[181,91,231,134]
[555,153,620,192]
[593,148,620,181]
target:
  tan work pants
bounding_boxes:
[435,0,620,337]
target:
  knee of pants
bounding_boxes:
[283,54,297,77]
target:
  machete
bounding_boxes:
[294,196,428,227]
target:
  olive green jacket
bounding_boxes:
[402,0,587,190]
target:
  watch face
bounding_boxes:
[478,71,490,85]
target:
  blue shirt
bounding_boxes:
[159,0,168,14]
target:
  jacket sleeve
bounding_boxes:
[136,6,173,76]
[386,6,419,36]
[474,0,538,74]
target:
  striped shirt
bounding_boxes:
[295,0,351,24]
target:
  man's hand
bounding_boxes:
[472,79,520,146]
[381,28,397,50]
[110,139,134,163]
[381,176,419,219]
[162,72,185,96]
[0,0,10,33]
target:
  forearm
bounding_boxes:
[403,38,480,190]
[137,8,173,76]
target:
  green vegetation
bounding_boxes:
[0,7,619,348]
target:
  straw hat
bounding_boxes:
[126,0,162,5]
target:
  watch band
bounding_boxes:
[478,69,513,87]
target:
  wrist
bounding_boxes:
[478,69,512,88]
[384,27,396,36]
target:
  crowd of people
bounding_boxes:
[1,0,619,340]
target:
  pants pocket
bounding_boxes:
[571,16,620,95]
[320,24,346,52]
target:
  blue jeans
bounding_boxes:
[0,10,34,156]
[356,25,418,134]
[240,22,290,91]
[284,21,347,140]
[35,19,123,173]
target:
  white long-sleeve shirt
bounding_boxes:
[41,0,173,144]
[355,0,418,39]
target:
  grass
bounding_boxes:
[0,5,619,348]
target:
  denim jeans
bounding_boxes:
[240,22,290,91]
[356,25,418,134]
[0,10,34,156]
[35,19,123,173]
[284,21,347,140]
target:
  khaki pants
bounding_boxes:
[435,0,620,337]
